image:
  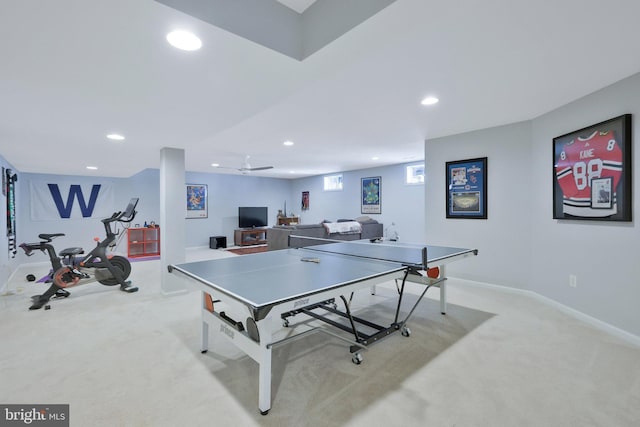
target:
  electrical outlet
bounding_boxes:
[569,274,577,288]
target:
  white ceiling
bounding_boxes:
[2,0,640,179]
[276,0,317,14]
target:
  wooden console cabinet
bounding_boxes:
[277,216,299,225]
[234,228,267,246]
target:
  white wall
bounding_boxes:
[529,73,640,336]
[425,72,640,337]
[118,168,295,247]
[185,171,293,247]
[425,121,533,289]
[290,163,425,240]
[126,169,161,229]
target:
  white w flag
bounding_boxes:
[30,180,114,221]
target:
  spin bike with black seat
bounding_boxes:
[20,198,140,310]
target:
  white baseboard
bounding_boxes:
[453,277,640,348]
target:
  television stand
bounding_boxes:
[234,228,267,246]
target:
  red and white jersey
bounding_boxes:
[555,130,622,217]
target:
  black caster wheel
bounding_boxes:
[352,353,363,365]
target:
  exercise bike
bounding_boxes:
[20,198,140,310]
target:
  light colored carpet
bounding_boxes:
[1,247,639,426]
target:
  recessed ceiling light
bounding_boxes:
[106,133,125,141]
[86,166,98,170]
[167,30,202,51]
[211,163,220,167]
[421,96,439,106]
[283,140,294,146]
[372,156,379,160]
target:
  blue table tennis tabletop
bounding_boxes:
[170,240,476,320]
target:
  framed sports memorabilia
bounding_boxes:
[361,176,381,214]
[186,184,208,219]
[553,114,632,221]
[445,157,487,219]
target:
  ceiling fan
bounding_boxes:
[215,155,274,174]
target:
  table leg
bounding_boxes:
[201,292,209,352]
[256,316,273,415]
[439,265,447,315]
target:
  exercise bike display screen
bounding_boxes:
[123,198,139,220]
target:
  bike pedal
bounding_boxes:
[121,285,138,293]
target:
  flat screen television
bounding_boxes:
[238,206,268,228]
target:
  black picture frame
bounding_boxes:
[361,176,381,214]
[445,157,487,219]
[552,114,632,221]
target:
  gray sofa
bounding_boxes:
[267,218,383,251]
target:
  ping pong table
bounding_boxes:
[168,239,477,415]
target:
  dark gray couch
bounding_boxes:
[267,218,383,251]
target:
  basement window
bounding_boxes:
[324,174,343,191]
[406,163,425,184]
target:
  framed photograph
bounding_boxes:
[553,114,632,221]
[445,157,487,219]
[590,177,613,209]
[186,184,208,219]
[361,176,381,214]
[301,191,310,211]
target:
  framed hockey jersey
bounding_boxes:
[553,114,632,221]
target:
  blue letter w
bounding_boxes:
[48,184,101,218]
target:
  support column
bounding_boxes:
[160,147,186,295]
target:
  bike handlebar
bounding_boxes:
[101,209,137,224]
[119,212,136,223]
[19,243,34,256]
[20,240,55,256]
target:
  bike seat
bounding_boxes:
[59,247,84,256]
[38,233,65,241]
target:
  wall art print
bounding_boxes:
[361,177,381,214]
[186,184,208,219]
